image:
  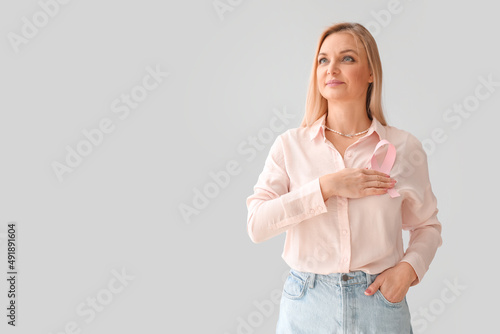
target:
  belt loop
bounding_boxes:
[365,272,372,285]
[309,273,316,289]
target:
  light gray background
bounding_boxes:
[0,0,497,333]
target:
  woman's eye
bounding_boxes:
[318,56,354,64]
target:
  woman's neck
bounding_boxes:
[325,101,371,134]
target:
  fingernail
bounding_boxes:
[364,289,371,294]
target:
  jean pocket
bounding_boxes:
[375,289,405,307]
[282,270,308,300]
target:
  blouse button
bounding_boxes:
[346,152,352,158]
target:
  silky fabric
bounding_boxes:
[246,113,442,286]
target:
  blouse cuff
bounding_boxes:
[400,253,426,286]
[274,177,328,229]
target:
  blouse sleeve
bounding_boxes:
[399,133,443,286]
[245,134,328,243]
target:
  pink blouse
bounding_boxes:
[246,113,443,286]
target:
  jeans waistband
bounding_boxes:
[290,268,379,289]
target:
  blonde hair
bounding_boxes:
[300,22,387,127]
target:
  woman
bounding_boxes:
[245,22,443,333]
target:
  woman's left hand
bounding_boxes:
[364,262,417,303]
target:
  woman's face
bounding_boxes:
[316,32,373,104]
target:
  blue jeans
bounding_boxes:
[276,268,413,333]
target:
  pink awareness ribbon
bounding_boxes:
[368,139,400,198]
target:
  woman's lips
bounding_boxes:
[326,81,344,87]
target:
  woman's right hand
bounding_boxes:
[319,168,396,200]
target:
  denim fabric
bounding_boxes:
[276,268,413,334]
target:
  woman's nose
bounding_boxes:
[327,61,339,75]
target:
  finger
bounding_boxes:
[363,168,390,178]
[366,179,395,189]
[365,277,383,296]
[364,171,393,183]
